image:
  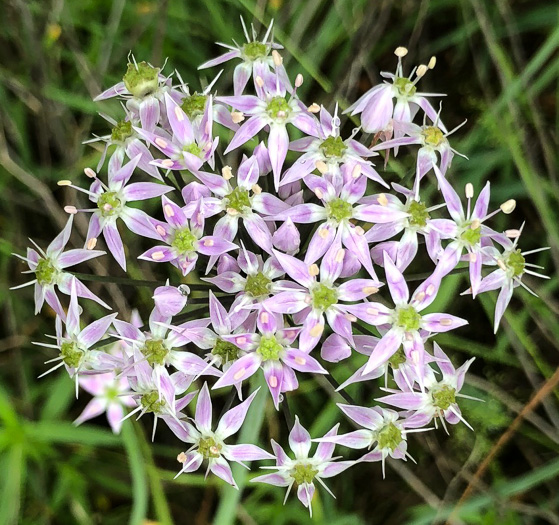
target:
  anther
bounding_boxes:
[428,56,437,69]
[151,251,166,261]
[377,193,388,206]
[500,199,516,214]
[64,205,77,214]
[394,47,408,57]
[222,166,233,180]
[57,180,72,186]
[307,103,320,113]
[164,204,175,217]
[315,161,328,174]
[84,168,97,178]
[465,183,474,199]
[86,238,97,250]
[272,50,283,67]
[308,264,319,277]
[231,111,245,124]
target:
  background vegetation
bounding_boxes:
[1,0,558,523]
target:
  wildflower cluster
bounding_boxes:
[15,20,549,516]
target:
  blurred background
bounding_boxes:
[1,0,559,523]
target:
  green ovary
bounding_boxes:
[431,385,456,410]
[123,61,159,98]
[320,136,347,159]
[421,126,445,147]
[35,258,57,286]
[140,391,166,414]
[227,186,251,213]
[198,436,222,459]
[460,224,481,246]
[506,249,525,277]
[291,463,318,485]
[111,120,133,144]
[396,306,421,332]
[183,143,203,157]
[60,341,84,369]
[212,339,240,363]
[257,335,283,361]
[180,93,207,119]
[245,272,271,298]
[377,422,402,451]
[407,200,430,228]
[394,77,416,97]
[311,283,338,312]
[388,347,406,369]
[97,191,122,218]
[266,96,290,120]
[141,339,168,366]
[326,198,353,222]
[171,228,197,254]
[243,41,268,61]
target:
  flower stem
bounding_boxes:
[70,271,211,290]
[213,373,267,525]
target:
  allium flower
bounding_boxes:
[112,306,221,390]
[174,70,238,131]
[138,195,237,276]
[467,228,550,332]
[313,404,420,477]
[252,417,353,516]
[74,372,135,434]
[265,238,382,352]
[371,113,466,185]
[83,113,162,179]
[192,155,289,253]
[95,59,179,132]
[135,93,218,172]
[198,18,282,95]
[12,215,109,319]
[345,253,467,375]
[345,47,443,134]
[213,309,326,408]
[379,344,476,432]
[433,168,517,296]
[203,249,290,312]
[272,174,408,269]
[175,384,273,486]
[123,359,198,441]
[367,184,446,271]
[218,69,319,189]
[36,279,116,392]
[281,105,387,187]
[65,155,173,270]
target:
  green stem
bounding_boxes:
[213,374,268,525]
[70,271,211,290]
[122,422,148,525]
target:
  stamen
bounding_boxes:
[295,74,304,88]
[222,166,233,180]
[315,161,328,174]
[86,238,97,250]
[155,137,168,149]
[272,50,283,66]
[234,368,246,381]
[255,76,264,87]
[164,204,175,217]
[335,249,345,263]
[231,111,245,124]
[308,264,319,277]
[500,199,516,214]
[151,251,166,261]
[309,324,324,338]
[307,103,320,113]
[64,206,77,214]
[161,159,174,168]
[394,47,408,57]
[57,180,72,186]
[377,194,388,206]
[465,183,474,199]
[84,168,97,178]
[428,56,437,69]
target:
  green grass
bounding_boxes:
[1,0,559,523]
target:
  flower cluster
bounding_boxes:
[15,20,549,516]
